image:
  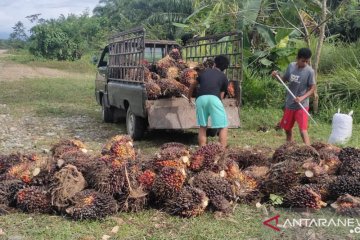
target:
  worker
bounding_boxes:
[271,48,316,145]
[188,55,230,147]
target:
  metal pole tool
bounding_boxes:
[275,73,317,125]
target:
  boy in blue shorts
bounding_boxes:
[187,55,229,147]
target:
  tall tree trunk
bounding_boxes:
[312,0,327,113]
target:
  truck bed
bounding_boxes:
[146,98,240,129]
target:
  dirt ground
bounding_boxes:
[0,50,86,82]
[0,50,124,155]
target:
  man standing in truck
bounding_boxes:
[188,55,230,148]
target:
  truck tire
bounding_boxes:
[126,108,146,140]
[102,99,114,123]
[207,128,219,137]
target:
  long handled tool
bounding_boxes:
[275,74,317,125]
[180,94,195,106]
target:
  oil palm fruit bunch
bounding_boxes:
[117,163,148,212]
[152,146,190,172]
[331,194,360,217]
[57,150,92,173]
[243,166,270,182]
[226,147,270,169]
[0,179,24,207]
[156,55,177,78]
[16,186,52,214]
[329,175,360,198]
[49,164,86,210]
[89,163,125,196]
[145,80,161,100]
[160,142,188,151]
[189,143,225,172]
[137,169,157,191]
[190,171,235,212]
[151,167,186,204]
[65,189,118,220]
[338,157,360,178]
[5,162,32,183]
[338,147,360,162]
[260,160,302,196]
[283,185,326,210]
[157,78,189,97]
[101,135,133,154]
[179,68,198,87]
[101,135,135,161]
[319,151,341,175]
[311,142,341,155]
[0,154,20,175]
[169,48,182,61]
[51,139,87,159]
[164,186,209,217]
[227,81,236,98]
[274,144,320,164]
[271,142,300,163]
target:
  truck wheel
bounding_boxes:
[207,128,219,137]
[102,100,114,123]
[126,108,145,140]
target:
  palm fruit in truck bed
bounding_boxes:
[157,78,189,97]
[179,68,198,87]
[145,80,161,100]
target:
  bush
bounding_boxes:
[317,66,360,123]
[241,70,284,108]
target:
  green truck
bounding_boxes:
[95,27,243,140]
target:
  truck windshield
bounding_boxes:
[144,47,164,62]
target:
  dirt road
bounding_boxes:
[0,50,86,82]
[0,50,124,154]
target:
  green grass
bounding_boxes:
[1,51,360,240]
[4,49,97,74]
[0,207,353,240]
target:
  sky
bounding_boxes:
[0,0,100,39]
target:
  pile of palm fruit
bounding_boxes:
[143,48,217,100]
[1,135,360,220]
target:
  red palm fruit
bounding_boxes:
[138,170,156,191]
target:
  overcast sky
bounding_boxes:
[0,0,100,39]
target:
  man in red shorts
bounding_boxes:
[271,48,316,145]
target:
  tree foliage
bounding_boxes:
[28,12,107,60]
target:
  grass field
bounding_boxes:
[0,51,359,240]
